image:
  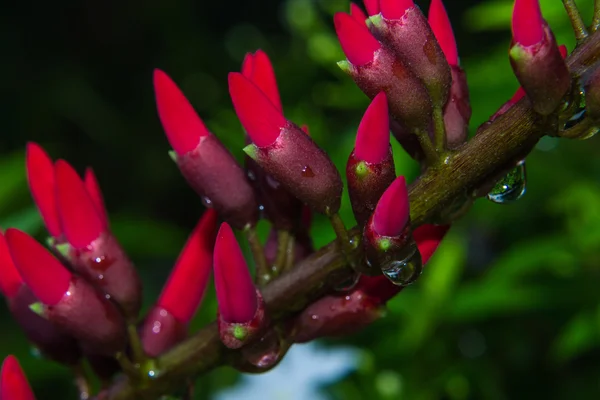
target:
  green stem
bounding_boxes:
[328,213,356,268]
[284,236,296,271]
[127,322,147,365]
[245,225,270,286]
[432,105,447,153]
[594,0,600,31]
[72,363,91,400]
[563,0,588,41]
[272,230,291,277]
[414,128,438,165]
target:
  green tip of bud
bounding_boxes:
[509,44,527,62]
[355,161,369,177]
[168,150,178,162]
[337,60,351,73]
[29,302,45,317]
[368,14,384,28]
[242,144,259,160]
[232,325,248,341]
[378,238,392,252]
[54,242,71,259]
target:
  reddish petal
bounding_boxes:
[153,69,210,155]
[512,0,544,47]
[5,228,71,306]
[0,231,23,299]
[428,0,458,66]
[84,168,109,227]
[373,176,409,236]
[363,0,379,16]
[334,13,381,66]
[380,0,414,19]
[55,160,105,248]
[354,92,390,164]
[0,356,36,400]
[213,223,257,323]
[241,52,255,77]
[414,224,450,264]
[228,72,286,148]
[157,209,218,324]
[350,3,368,25]
[558,44,568,58]
[25,143,61,238]
[248,50,283,112]
[510,87,527,103]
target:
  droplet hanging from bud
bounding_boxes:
[380,240,422,286]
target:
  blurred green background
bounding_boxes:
[2,0,600,398]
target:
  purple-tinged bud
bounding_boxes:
[334,12,432,134]
[55,160,142,319]
[153,69,258,229]
[509,0,570,115]
[214,223,267,349]
[241,52,304,231]
[363,177,422,283]
[140,209,217,356]
[230,73,343,216]
[370,0,452,107]
[6,229,127,356]
[347,93,396,226]
[0,232,81,366]
[584,68,600,123]
[1,355,36,400]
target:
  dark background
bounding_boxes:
[2,0,600,398]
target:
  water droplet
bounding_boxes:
[486,160,527,204]
[562,86,586,130]
[147,370,156,378]
[30,346,42,359]
[90,255,113,272]
[301,165,314,177]
[381,247,423,286]
[247,170,256,181]
[240,330,282,369]
[201,196,213,208]
[333,272,361,292]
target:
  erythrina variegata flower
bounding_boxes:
[346,92,396,227]
[213,222,266,349]
[369,0,452,107]
[5,228,127,356]
[1,355,36,400]
[509,0,570,115]
[54,159,142,320]
[140,209,218,357]
[350,2,367,25]
[230,72,343,216]
[154,69,259,229]
[334,12,433,135]
[0,231,81,366]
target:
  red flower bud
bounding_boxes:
[214,223,266,349]
[25,143,61,238]
[241,50,283,112]
[230,73,343,216]
[335,13,433,134]
[334,12,381,67]
[0,232,80,366]
[373,176,409,237]
[55,160,142,319]
[428,0,458,67]
[154,69,258,229]
[6,229,127,356]
[372,0,452,106]
[140,209,218,356]
[509,1,570,115]
[1,355,36,400]
[347,92,396,226]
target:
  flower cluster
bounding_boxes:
[0,0,592,398]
